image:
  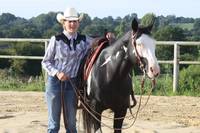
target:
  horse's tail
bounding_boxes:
[82,101,93,133]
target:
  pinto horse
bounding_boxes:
[81,18,160,133]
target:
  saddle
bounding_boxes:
[76,38,109,109]
[77,38,137,109]
[83,38,109,81]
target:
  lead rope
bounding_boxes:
[66,41,156,131]
[126,33,156,121]
[67,32,156,131]
[69,80,132,131]
[68,77,154,131]
[131,32,156,112]
[60,81,68,130]
[61,81,75,133]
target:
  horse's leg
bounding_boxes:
[113,109,127,133]
[93,113,102,133]
[91,100,103,133]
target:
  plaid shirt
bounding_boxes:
[42,31,93,78]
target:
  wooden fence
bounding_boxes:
[0,38,200,92]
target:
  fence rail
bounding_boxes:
[0,38,200,92]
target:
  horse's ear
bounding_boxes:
[131,18,138,33]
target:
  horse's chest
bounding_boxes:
[100,91,129,109]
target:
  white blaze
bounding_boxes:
[136,34,160,78]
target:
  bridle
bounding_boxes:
[130,30,156,125]
[69,31,157,131]
[131,31,156,85]
[131,31,146,74]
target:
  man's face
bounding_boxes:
[63,20,79,34]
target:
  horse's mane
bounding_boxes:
[107,31,131,54]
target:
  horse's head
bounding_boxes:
[131,18,160,79]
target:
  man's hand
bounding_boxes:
[56,72,69,81]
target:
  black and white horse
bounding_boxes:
[81,18,160,133]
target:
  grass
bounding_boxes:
[176,23,194,30]
[0,76,45,91]
[133,73,200,97]
[0,73,199,97]
[133,75,174,96]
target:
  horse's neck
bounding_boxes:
[111,31,131,54]
[103,31,133,79]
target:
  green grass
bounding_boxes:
[0,76,45,91]
[176,23,194,30]
[133,74,174,96]
[133,73,200,97]
[0,72,199,97]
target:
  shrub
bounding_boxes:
[179,65,200,96]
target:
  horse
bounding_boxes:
[80,18,160,133]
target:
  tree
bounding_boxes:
[30,12,57,36]
[79,13,92,33]
[102,16,115,32]
[114,21,126,38]
[0,11,200,77]
[82,24,105,37]
[153,25,186,60]
[0,13,17,25]
[192,18,200,40]
[11,42,44,76]
[140,13,156,27]
[153,25,185,41]
[7,27,24,38]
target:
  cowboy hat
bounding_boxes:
[56,7,83,23]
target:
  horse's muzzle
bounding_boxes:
[148,65,160,78]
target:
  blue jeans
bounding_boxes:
[45,76,78,133]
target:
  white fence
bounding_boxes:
[0,38,200,92]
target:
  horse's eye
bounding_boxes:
[141,57,148,70]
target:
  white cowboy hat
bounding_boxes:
[56,7,83,23]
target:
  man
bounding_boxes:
[42,7,93,133]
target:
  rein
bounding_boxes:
[132,31,145,70]
[68,32,156,131]
[61,81,68,129]
[68,72,155,131]
[130,31,156,121]
[69,79,139,131]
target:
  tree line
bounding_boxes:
[0,12,200,76]
[0,12,200,40]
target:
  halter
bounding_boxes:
[131,31,156,126]
[131,31,146,74]
[131,31,156,83]
[70,31,157,132]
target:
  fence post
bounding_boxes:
[44,41,48,85]
[173,42,180,92]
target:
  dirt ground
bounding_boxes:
[0,91,200,133]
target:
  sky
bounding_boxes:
[1,0,200,19]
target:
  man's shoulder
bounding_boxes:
[55,33,66,41]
